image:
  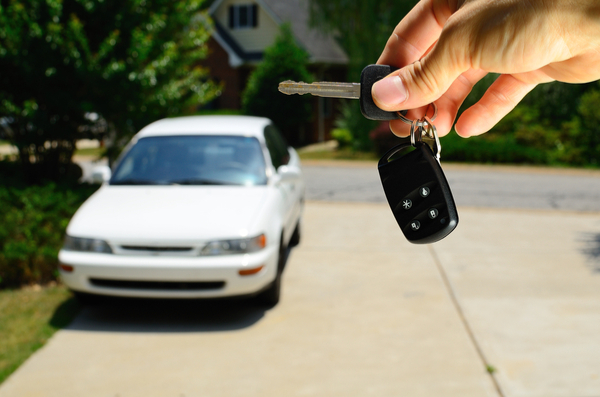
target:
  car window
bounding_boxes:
[110,135,267,186]
[264,125,290,169]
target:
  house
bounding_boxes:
[204,0,349,146]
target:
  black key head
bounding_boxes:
[360,64,407,120]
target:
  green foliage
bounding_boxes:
[449,73,600,166]
[309,0,600,166]
[242,24,312,143]
[309,0,417,78]
[0,164,98,287]
[441,131,548,164]
[309,0,418,149]
[0,0,218,181]
[441,96,599,166]
[335,100,377,151]
[573,86,600,165]
[331,128,352,148]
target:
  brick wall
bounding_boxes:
[202,38,243,109]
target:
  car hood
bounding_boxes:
[67,185,269,242]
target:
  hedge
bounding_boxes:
[0,162,98,288]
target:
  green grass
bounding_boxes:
[73,147,105,158]
[0,284,81,384]
[299,148,378,161]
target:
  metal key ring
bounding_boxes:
[396,102,438,125]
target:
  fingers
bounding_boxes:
[374,0,459,111]
[388,68,487,138]
[455,74,538,137]
[373,32,471,112]
[429,68,487,136]
[377,0,453,67]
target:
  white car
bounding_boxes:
[59,115,304,305]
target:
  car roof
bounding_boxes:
[135,116,272,139]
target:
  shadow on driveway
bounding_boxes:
[580,231,600,273]
[59,297,267,333]
[47,246,296,333]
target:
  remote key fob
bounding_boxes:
[378,142,458,244]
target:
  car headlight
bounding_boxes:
[63,235,113,254]
[200,234,266,256]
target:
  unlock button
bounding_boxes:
[428,208,439,219]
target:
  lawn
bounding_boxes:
[298,147,378,161]
[0,284,80,385]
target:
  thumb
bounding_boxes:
[372,39,468,111]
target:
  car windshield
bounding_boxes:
[110,135,268,186]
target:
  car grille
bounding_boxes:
[120,246,194,252]
[90,278,225,291]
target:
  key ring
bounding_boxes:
[421,116,441,161]
[396,103,438,126]
[408,115,441,162]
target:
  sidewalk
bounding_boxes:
[1,202,599,397]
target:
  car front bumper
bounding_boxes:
[58,246,278,298]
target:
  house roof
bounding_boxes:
[209,0,348,67]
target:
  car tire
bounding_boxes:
[257,271,282,307]
[289,221,301,247]
[256,235,286,307]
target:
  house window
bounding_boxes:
[228,4,258,29]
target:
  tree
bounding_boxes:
[242,24,312,145]
[0,0,218,181]
[308,0,418,150]
[572,84,600,165]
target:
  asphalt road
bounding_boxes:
[302,161,600,212]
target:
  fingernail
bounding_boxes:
[372,76,407,106]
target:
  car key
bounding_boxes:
[377,111,458,244]
[278,64,406,120]
[279,66,458,243]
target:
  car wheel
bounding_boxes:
[256,235,286,307]
[289,221,301,247]
[257,272,282,307]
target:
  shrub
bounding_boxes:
[331,128,353,148]
[0,166,98,288]
[242,24,312,144]
[369,122,401,156]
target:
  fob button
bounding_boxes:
[402,199,412,210]
[428,208,439,219]
[419,186,431,197]
[410,220,421,231]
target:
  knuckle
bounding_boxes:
[409,60,445,101]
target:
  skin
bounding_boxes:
[371,0,600,138]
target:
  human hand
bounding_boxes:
[371,0,600,138]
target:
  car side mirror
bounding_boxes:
[277,165,301,182]
[91,165,111,184]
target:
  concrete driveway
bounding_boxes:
[2,167,600,397]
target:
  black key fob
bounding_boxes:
[378,142,458,244]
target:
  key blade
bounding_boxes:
[278,81,360,99]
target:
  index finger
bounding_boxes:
[377,0,456,67]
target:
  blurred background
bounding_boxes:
[1,0,600,395]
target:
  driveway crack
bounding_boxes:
[427,245,505,397]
